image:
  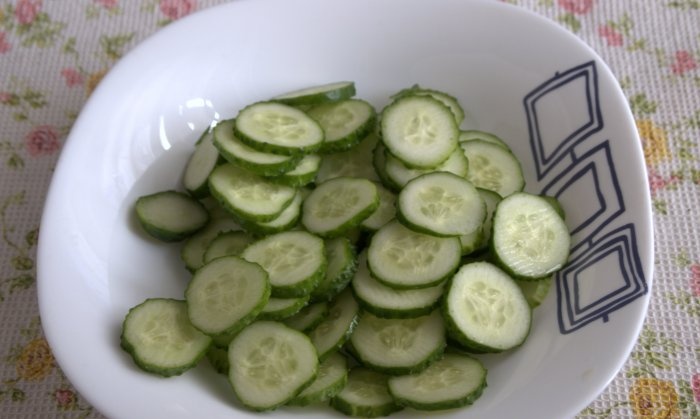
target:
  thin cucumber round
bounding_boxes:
[459,129,510,150]
[367,220,461,289]
[268,154,321,187]
[272,81,356,106]
[183,127,219,198]
[460,139,524,197]
[491,192,571,280]
[241,231,326,298]
[307,99,377,153]
[516,276,553,308]
[236,190,302,235]
[302,177,379,238]
[135,190,209,242]
[234,102,324,155]
[311,237,357,302]
[308,288,359,360]
[228,321,318,411]
[331,368,403,418]
[258,295,310,321]
[185,256,270,336]
[349,310,446,375]
[444,262,532,352]
[388,352,487,411]
[288,352,348,406]
[392,85,465,125]
[384,146,468,190]
[120,298,212,377]
[206,345,229,375]
[372,141,398,191]
[202,230,254,264]
[381,95,458,169]
[360,182,397,232]
[180,217,240,272]
[316,132,381,183]
[284,301,329,332]
[397,171,486,237]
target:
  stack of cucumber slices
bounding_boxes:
[124,81,571,416]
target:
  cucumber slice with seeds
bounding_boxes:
[360,182,396,232]
[183,128,219,198]
[308,99,377,153]
[288,352,348,406]
[381,95,458,169]
[459,129,510,150]
[284,301,329,332]
[397,172,485,237]
[241,231,326,298]
[392,85,465,125]
[308,289,359,360]
[135,191,209,242]
[349,310,446,375]
[444,262,531,352]
[384,146,468,190]
[120,298,212,377]
[316,132,381,183]
[202,230,254,264]
[388,352,487,411]
[302,177,379,238]
[258,295,310,321]
[367,220,461,289]
[491,192,571,280]
[228,321,318,411]
[268,154,321,187]
[460,139,524,197]
[185,256,270,336]
[234,102,324,155]
[311,237,357,302]
[236,190,302,235]
[273,81,356,106]
[331,368,402,418]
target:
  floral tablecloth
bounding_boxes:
[0,0,698,417]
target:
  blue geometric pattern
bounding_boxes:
[523,61,648,334]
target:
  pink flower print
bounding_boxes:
[94,0,118,9]
[25,125,61,157]
[647,169,679,196]
[558,0,593,15]
[159,0,196,20]
[61,68,84,88]
[598,24,623,47]
[691,264,700,297]
[670,50,698,76]
[0,32,10,54]
[15,0,42,25]
[692,373,700,403]
[54,388,76,409]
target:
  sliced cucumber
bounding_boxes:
[206,345,229,375]
[302,177,379,238]
[288,352,348,406]
[392,85,465,125]
[308,99,377,153]
[284,301,329,332]
[381,95,458,169]
[269,154,321,187]
[241,231,326,298]
[360,182,396,232]
[491,192,571,280]
[367,220,461,289]
[272,81,356,106]
[331,368,402,418]
[234,102,324,155]
[236,189,302,235]
[135,191,209,242]
[444,262,531,352]
[258,295,310,321]
[202,230,254,264]
[311,237,357,302]
[460,139,524,197]
[350,310,446,375]
[542,194,567,220]
[120,298,212,377]
[397,172,485,237]
[213,119,301,176]
[316,132,380,183]
[208,163,296,222]
[352,252,444,319]
[185,256,270,336]
[308,289,359,360]
[228,321,318,411]
[516,276,553,308]
[372,141,398,191]
[384,146,468,190]
[388,352,487,411]
[180,217,240,272]
[183,127,219,198]
[459,129,510,150]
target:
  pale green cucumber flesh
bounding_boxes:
[135,190,209,242]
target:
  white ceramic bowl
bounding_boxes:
[38,0,653,418]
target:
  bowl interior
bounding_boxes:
[38,0,653,418]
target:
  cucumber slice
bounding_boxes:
[360,182,396,232]
[288,352,348,406]
[308,289,359,360]
[236,189,302,235]
[228,321,318,411]
[202,230,254,264]
[459,129,510,150]
[460,139,524,197]
[367,220,461,289]
[311,237,357,302]
[372,141,399,191]
[208,163,296,222]
[183,128,219,198]
[491,192,571,280]
[470,188,503,251]
[120,298,212,377]
[350,310,446,375]
[213,119,301,176]
[206,345,229,375]
[397,172,485,237]
[392,85,465,125]
[180,217,240,272]
[381,95,458,169]
[268,154,321,187]
[316,132,381,183]
[307,99,377,153]
[185,256,270,336]
[234,102,324,155]
[272,81,356,106]
[331,368,402,418]
[258,295,310,321]
[444,262,531,352]
[516,276,553,308]
[388,352,487,411]
[384,146,468,190]
[284,301,329,332]
[302,177,379,238]
[541,194,567,220]
[241,231,326,297]
[352,252,444,319]
[135,191,209,242]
